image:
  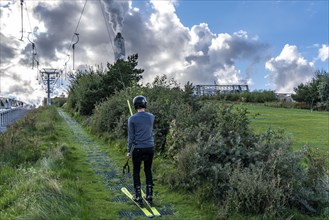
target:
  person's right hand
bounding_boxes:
[127,152,131,158]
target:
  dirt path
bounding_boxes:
[58,109,174,219]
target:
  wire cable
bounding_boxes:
[64,0,88,60]
[24,1,33,35]
[98,0,126,90]
[98,0,115,58]
[24,1,40,71]
[20,0,24,41]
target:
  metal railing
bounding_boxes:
[0,108,30,132]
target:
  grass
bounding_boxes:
[0,107,119,219]
[244,103,329,150]
[82,127,216,219]
[1,105,328,219]
[1,106,215,219]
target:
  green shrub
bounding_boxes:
[90,86,142,136]
[213,90,278,103]
[52,96,67,107]
[164,104,329,218]
[91,75,196,154]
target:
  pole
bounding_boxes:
[40,69,60,106]
[123,99,134,174]
[72,33,79,70]
[20,0,24,41]
[127,99,133,116]
[47,72,51,105]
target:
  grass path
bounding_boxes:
[58,110,182,219]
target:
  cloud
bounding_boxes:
[8,83,33,95]
[265,44,315,93]
[318,44,329,61]
[0,0,274,105]
[121,1,269,85]
[0,33,19,63]
[32,1,81,63]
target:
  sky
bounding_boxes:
[0,0,328,105]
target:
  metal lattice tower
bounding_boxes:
[193,84,249,96]
[39,68,61,105]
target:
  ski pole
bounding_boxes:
[123,99,134,174]
[127,99,133,116]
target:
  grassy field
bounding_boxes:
[244,104,329,150]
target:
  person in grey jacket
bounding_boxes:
[127,95,155,207]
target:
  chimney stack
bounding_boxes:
[114,32,125,60]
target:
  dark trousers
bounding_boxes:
[132,147,154,188]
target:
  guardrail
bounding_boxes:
[0,108,30,132]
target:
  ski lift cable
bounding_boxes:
[63,0,88,63]
[98,0,115,58]
[98,0,126,90]
[27,32,36,69]
[24,1,40,69]
[19,0,24,41]
[24,1,33,37]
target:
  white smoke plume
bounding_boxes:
[101,0,130,33]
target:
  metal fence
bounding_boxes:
[0,108,30,133]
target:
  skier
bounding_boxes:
[127,95,155,207]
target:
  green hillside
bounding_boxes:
[245,104,329,150]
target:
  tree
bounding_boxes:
[102,54,144,95]
[317,71,329,109]
[66,54,144,115]
[292,70,328,110]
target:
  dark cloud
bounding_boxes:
[2,68,24,82]
[32,1,81,62]
[18,43,35,67]
[0,42,16,63]
[8,81,33,94]
[0,33,18,64]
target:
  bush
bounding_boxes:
[224,164,287,217]
[91,75,196,154]
[90,88,136,137]
[212,90,278,103]
[52,96,67,107]
[164,104,329,218]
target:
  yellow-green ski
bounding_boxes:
[121,187,154,218]
[141,190,161,217]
